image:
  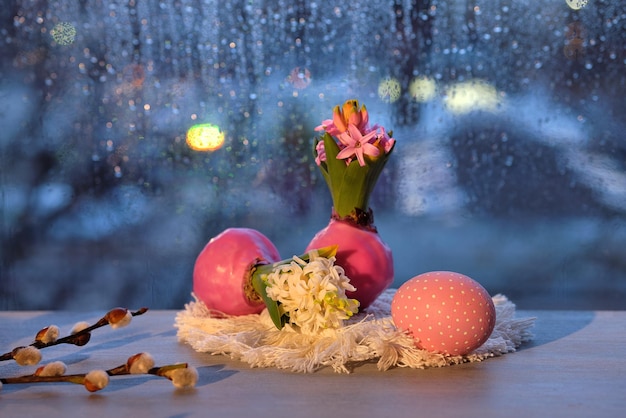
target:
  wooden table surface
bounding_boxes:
[1,309,625,418]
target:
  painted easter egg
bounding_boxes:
[391,271,496,356]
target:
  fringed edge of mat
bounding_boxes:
[175,290,535,373]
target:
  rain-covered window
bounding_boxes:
[1,0,624,310]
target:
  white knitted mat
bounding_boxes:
[175,290,536,373]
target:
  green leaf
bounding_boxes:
[251,265,286,330]
[321,133,345,205]
[249,246,339,330]
[336,160,371,216]
[317,133,394,219]
[300,245,338,260]
[313,137,331,189]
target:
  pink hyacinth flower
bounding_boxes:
[336,124,380,167]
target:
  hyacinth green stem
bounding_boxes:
[251,245,338,330]
[317,133,394,221]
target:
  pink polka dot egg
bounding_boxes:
[391,271,496,356]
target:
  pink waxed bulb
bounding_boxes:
[306,218,394,309]
[193,228,281,316]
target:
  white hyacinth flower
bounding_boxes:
[264,250,359,335]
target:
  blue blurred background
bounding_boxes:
[1,0,625,310]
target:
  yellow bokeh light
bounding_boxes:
[409,76,437,102]
[50,22,77,46]
[186,123,225,152]
[444,80,502,115]
[566,0,588,10]
[378,77,402,103]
